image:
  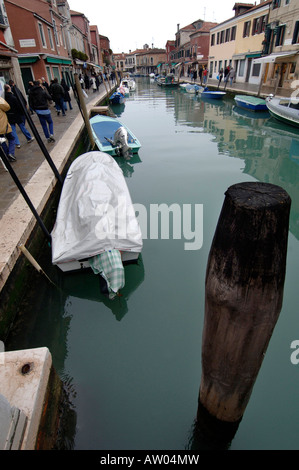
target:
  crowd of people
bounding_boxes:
[0,72,110,163]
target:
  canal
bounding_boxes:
[6,77,299,450]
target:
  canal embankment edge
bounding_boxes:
[0,87,115,450]
[0,90,109,297]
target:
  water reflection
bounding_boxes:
[172,90,299,240]
[61,257,145,322]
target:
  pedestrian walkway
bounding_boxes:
[0,80,115,293]
[0,81,113,219]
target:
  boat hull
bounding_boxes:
[266,96,299,128]
[234,95,267,112]
[109,91,125,104]
[55,250,140,272]
[202,91,226,99]
[90,115,141,155]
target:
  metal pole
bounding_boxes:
[0,145,51,241]
[13,86,63,185]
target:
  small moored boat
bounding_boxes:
[266,95,299,128]
[109,91,125,104]
[121,78,136,91]
[90,114,141,158]
[201,87,226,99]
[234,94,268,112]
[51,151,143,298]
[186,84,204,94]
[157,74,179,87]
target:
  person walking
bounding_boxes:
[49,78,66,116]
[217,68,223,88]
[61,78,73,110]
[28,80,55,143]
[0,96,16,161]
[4,84,34,148]
[229,67,235,87]
[203,67,208,85]
[224,66,230,89]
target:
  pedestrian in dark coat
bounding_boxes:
[49,78,66,116]
[61,78,73,110]
[4,84,34,147]
[29,81,55,143]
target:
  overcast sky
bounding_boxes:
[68,0,236,53]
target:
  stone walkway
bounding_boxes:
[0,80,115,292]
[0,82,112,220]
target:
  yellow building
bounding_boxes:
[208,1,271,85]
[233,1,271,85]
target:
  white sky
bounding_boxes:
[68,0,236,53]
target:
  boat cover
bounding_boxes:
[51,151,143,265]
[89,249,125,299]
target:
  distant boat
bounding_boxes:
[90,114,141,158]
[186,84,204,94]
[109,91,125,105]
[157,74,179,87]
[234,94,268,111]
[266,95,299,128]
[201,87,226,99]
[51,151,143,281]
[121,78,136,91]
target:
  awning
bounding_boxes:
[253,51,298,64]
[18,54,40,64]
[232,53,246,60]
[246,53,261,58]
[45,57,72,65]
[157,63,162,68]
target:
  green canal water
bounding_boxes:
[6,78,299,450]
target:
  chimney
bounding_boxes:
[177,24,180,32]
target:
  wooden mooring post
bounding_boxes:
[198,182,291,429]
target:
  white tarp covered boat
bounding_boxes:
[51,151,143,285]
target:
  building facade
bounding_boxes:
[0,0,23,95]
[136,46,166,75]
[253,0,299,96]
[5,0,73,90]
[208,2,271,84]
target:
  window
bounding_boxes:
[225,28,230,42]
[38,22,46,47]
[211,34,215,46]
[292,21,299,44]
[252,63,261,76]
[231,26,236,40]
[272,0,281,8]
[52,19,59,46]
[217,32,220,44]
[220,30,225,43]
[60,24,66,48]
[47,27,54,49]
[275,24,285,46]
[243,21,251,37]
[239,59,245,76]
